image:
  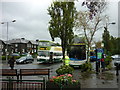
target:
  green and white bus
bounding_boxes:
[68,43,87,67]
[37,40,63,63]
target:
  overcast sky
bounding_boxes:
[0,0,119,43]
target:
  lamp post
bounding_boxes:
[103,22,116,55]
[1,20,16,64]
[105,22,116,29]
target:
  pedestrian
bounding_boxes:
[65,56,70,65]
[8,56,15,69]
[50,52,53,63]
[101,54,105,72]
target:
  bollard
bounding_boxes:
[96,61,99,74]
[116,64,119,76]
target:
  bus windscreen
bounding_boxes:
[68,45,86,60]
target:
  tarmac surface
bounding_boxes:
[0,60,120,89]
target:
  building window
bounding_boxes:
[2,45,3,49]
[34,45,36,48]
[0,45,3,49]
[22,49,25,53]
[15,49,17,52]
[5,49,7,52]
[15,44,18,47]
[27,44,31,48]
[1,51,3,55]
[12,50,13,53]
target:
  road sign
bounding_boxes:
[96,48,104,59]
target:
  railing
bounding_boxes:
[1,77,46,90]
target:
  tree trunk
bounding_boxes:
[61,39,66,65]
[87,45,90,63]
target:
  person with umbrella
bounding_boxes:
[8,56,15,69]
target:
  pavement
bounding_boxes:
[72,61,120,89]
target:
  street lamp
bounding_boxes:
[104,22,116,29]
[1,20,16,64]
[103,22,116,55]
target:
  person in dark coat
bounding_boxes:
[8,56,15,69]
[101,54,105,72]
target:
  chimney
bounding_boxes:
[36,39,39,42]
[21,38,25,40]
[36,39,39,45]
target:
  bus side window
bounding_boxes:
[50,52,53,59]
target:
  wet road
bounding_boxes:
[1,59,120,89]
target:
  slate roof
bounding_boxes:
[0,40,10,44]
[7,38,29,44]
[30,40,39,45]
[8,38,38,44]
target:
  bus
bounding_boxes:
[68,43,87,67]
[37,41,63,63]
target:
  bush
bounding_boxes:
[46,74,80,89]
[56,65,74,75]
[104,56,112,66]
[1,56,6,60]
[1,56,20,60]
[106,64,112,70]
[81,62,92,72]
[32,53,38,58]
[14,56,21,59]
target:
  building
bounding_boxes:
[0,40,12,56]
[1,38,38,56]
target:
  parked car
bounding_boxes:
[111,54,120,60]
[10,53,20,56]
[21,53,28,56]
[90,55,96,62]
[16,56,34,64]
[113,55,120,68]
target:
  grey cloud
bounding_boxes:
[2,2,51,41]
[118,1,120,37]
[1,1,119,42]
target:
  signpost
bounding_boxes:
[95,48,104,74]
[96,48,104,59]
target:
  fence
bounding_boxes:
[1,77,46,90]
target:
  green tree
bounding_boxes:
[110,36,116,55]
[113,37,120,55]
[116,38,120,54]
[102,27,111,55]
[102,30,120,55]
[48,1,77,61]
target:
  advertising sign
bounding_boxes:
[96,48,104,59]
